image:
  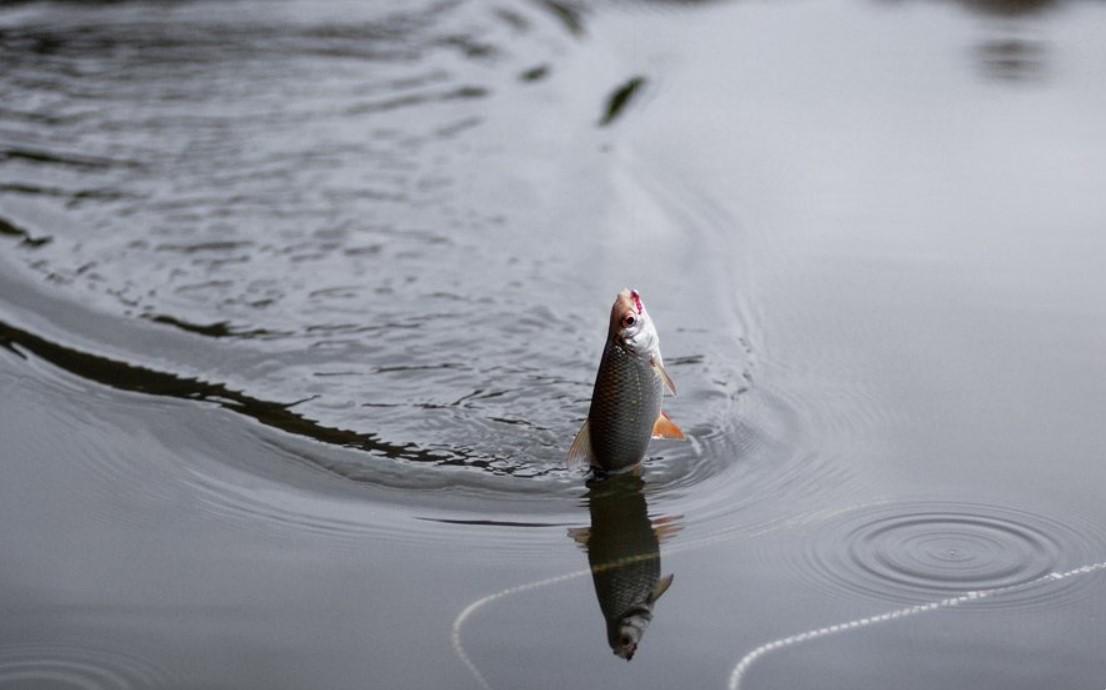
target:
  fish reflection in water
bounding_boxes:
[569,473,679,661]
[890,0,1058,81]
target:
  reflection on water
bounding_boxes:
[570,474,679,660]
[0,215,50,248]
[890,0,1062,81]
[0,0,608,475]
[2,0,1106,687]
[953,0,1057,16]
[599,75,647,126]
[975,36,1047,81]
[0,317,455,464]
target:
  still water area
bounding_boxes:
[2,0,1106,688]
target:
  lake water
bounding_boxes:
[2,0,1106,688]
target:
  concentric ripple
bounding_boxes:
[0,645,170,690]
[799,501,1106,609]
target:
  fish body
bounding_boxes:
[587,339,663,469]
[571,474,676,661]
[568,289,684,473]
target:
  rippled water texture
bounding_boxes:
[2,0,1106,688]
[799,501,1106,608]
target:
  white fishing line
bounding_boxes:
[451,568,592,690]
[451,499,1105,690]
[727,560,1106,690]
[450,501,875,690]
[452,551,677,690]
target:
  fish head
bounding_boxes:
[610,609,651,661]
[608,288,658,356]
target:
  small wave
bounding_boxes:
[795,500,1106,609]
[0,645,172,690]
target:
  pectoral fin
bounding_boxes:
[652,357,677,396]
[567,420,594,466]
[651,411,686,440]
[567,527,590,547]
[651,515,684,543]
[648,574,674,604]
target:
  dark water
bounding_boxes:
[2,0,1106,687]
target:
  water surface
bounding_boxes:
[2,0,1106,688]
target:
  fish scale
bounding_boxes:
[587,341,663,471]
[567,288,683,472]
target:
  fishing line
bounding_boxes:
[453,499,1106,689]
[451,500,870,690]
[452,551,691,690]
[452,567,594,690]
[727,560,1106,690]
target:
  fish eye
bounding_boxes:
[622,314,636,328]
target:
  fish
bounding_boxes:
[568,473,679,661]
[567,288,685,473]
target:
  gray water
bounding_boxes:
[2,0,1106,688]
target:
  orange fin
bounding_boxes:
[651,515,684,543]
[652,357,677,396]
[651,411,685,440]
[566,420,593,466]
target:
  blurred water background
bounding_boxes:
[2,0,1106,688]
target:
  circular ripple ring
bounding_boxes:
[799,501,1105,609]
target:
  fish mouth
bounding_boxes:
[616,643,637,661]
[609,289,649,345]
[629,289,644,314]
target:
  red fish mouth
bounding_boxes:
[629,289,644,315]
